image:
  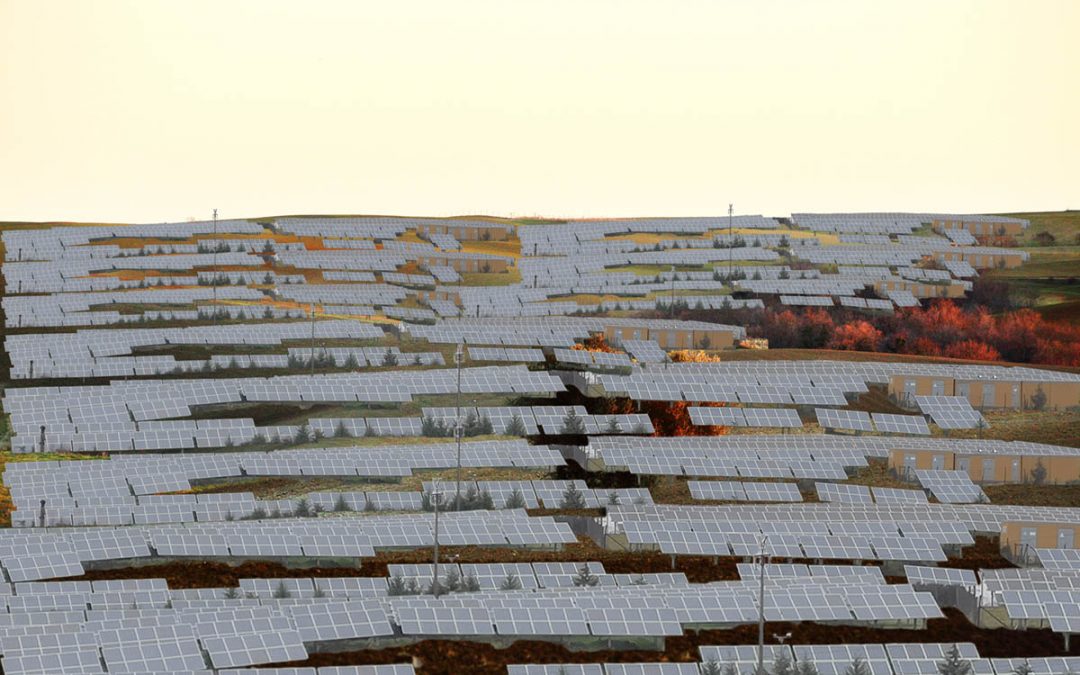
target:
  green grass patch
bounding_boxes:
[998,211,1080,247]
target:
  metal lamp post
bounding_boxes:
[453,343,464,508]
[757,535,769,674]
[431,482,442,597]
[728,203,734,283]
[212,209,219,325]
[668,265,676,319]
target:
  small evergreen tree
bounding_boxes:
[845,658,872,675]
[1030,386,1047,411]
[604,416,622,434]
[1030,460,1047,485]
[560,408,587,435]
[461,573,482,592]
[333,494,352,512]
[559,483,588,509]
[774,651,795,675]
[936,645,973,675]
[381,349,399,367]
[722,665,739,675]
[796,661,820,675]
[343,352,360,369]
[1009,661,1034,675]
[700,663,723,675]
[294,498,311,517]
[498,573,523,590]
[504,487,526,509]
[223,586,240,599]
[273,581,292,599]
[477,413,494,435]
[442,567,462,592]
[607,491,621,506]
[505,413,527,437]
[421,415,442,437]
[334,420,351,438]
[462,409,481,436]
[571,563,600,587]
[387,575,408,596]
[294,423,312,444]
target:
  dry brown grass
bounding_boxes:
[187,466,550,500]
[931,409,1080,448]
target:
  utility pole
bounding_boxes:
[757,535,769,675]
[668,265,676,319]
[728,203,734,283]
[431,483,442,597]
[310,302,316,375]
[454,343,464,508]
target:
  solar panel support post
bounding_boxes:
[757,534,769,675]
[431,484,442,597]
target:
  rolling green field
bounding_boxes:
[999,210,1080,247]
[989,211,1080,322]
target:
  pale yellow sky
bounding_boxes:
[1,0,1077,223]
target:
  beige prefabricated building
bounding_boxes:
[889,374,1080,411]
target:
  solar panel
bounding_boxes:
[741,408,802,428]
[815,408,873,432]
[904,565,977,586]
[871,413,930,435]
[815,482,873,504]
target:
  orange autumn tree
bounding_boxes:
[669,350,723,363]
[828,321,883,351]
[571,334,619,353]
[597,397,728,437]
[943,340,1001,362]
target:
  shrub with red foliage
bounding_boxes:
[642,400,728,437]
[798,308,834,348]
[944,340,1002,362]
[736,299,1080,366]
[976,233,1019,248]
[828,321,883,351]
